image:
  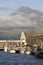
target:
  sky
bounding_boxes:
[0,0,43,15]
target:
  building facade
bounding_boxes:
[20,32,43,50]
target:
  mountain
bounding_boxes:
[11,6,43,16]
[11,6,43,32]
[0,6,43,39]
[0,6,43,29]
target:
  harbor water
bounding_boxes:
[0,51,43,65]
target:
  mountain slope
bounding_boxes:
[0,6,43,30]
[0,6,43,39]
[11,6,43,32]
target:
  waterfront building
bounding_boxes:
[0,32,43,54]
[20,32,43,50]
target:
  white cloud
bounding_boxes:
[0,14,38,28]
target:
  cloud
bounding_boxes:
[0,6,11,11]
[0,15,37,28]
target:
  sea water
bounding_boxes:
[0,51,43,65]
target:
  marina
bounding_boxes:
[0,0,43,65]
[0,32,43,56]
[0,32,43,60]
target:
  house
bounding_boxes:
[20,32,34,45]
[20,32,43,50]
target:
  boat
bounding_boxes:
[25,51,31,55]
[10,50,16,53]
[20,50,25,54]
[4,46,8,52]
[36,51,43,58]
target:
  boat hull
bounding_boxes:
[36,51,43,58]
[10,50,16,53]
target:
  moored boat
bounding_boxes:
[36,51,43,58]
[20,50,25,54]
[10,50,16,53]
[25,51,31,55]
[4,47,8,52]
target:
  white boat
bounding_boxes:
[10,50,16,53]
[25,51,31,55]
[4,47,7,52]
[20,50,25,54]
